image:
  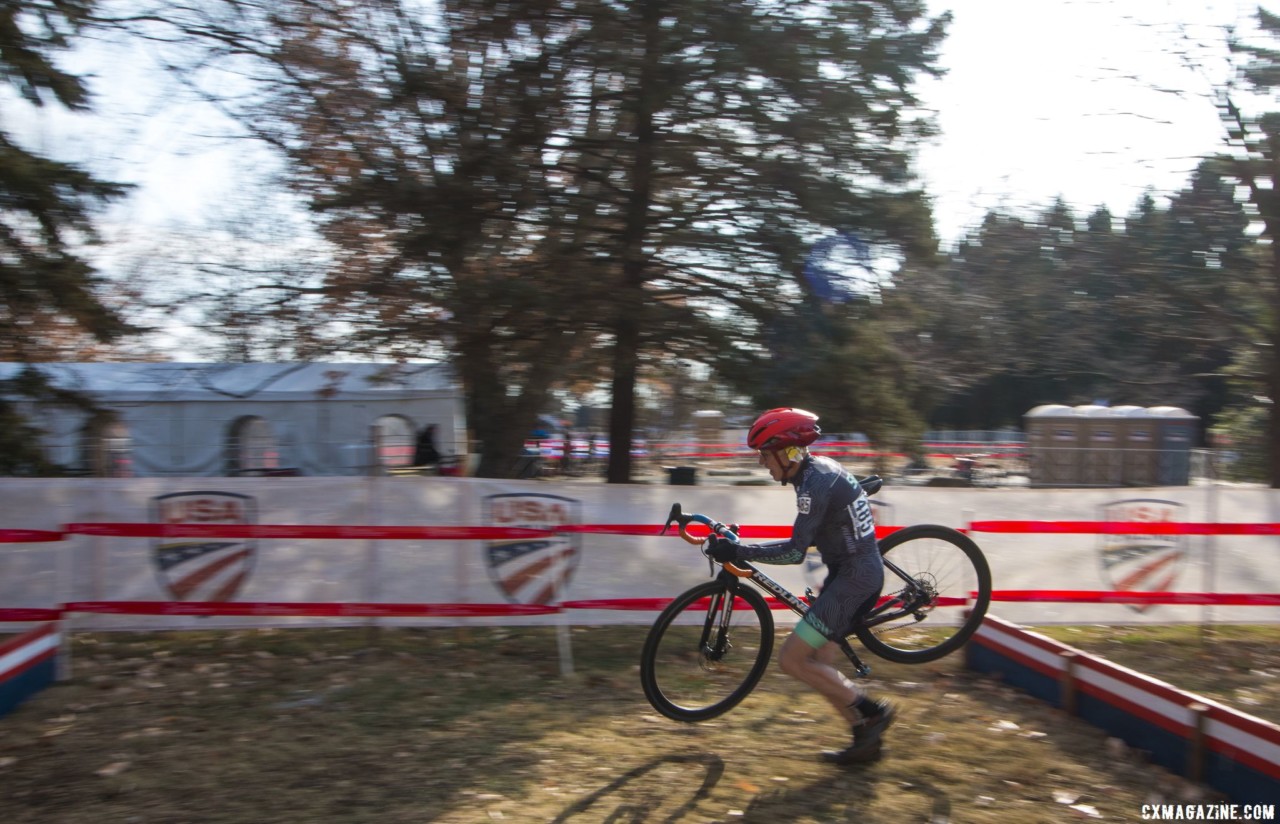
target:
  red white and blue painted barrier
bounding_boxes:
[967,614,1280,805]
[0,622,59,718]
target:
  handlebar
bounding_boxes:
[661,475,882,545]
[660,475,882,578]
[661,502,752,577]
[660,503,740,546]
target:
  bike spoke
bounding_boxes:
[854,525,991,662]
[640,582,775,721]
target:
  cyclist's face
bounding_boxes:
[758,448,788,482]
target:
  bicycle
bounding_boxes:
[639,475,992,722]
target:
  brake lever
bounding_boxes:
[661,502,691,535]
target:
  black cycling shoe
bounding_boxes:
[822,701,897,766]
[853,701,897,746]
[821,738,884,765]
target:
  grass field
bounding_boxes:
[1,623,1273,823]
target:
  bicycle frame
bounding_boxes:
[713,558,930,678]
[663,501,933,679]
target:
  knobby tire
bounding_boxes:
[853,524,992,664]
[639,580,774,722]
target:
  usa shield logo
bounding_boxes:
[150,491,257,602]
[483,493,581,605]
[1097,498,1187,613]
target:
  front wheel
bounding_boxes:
[639,580,774,722]
[854,524,992,664]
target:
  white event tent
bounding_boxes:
[0,362,467,477]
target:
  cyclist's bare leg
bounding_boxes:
[778,632,863,724]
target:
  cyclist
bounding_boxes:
[705,407,896,764]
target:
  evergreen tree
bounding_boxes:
[0,1,131,474]
[1221,7,1280,485]
[0,0,131,359]
[132,0,949,478]
[908,178,1245,433]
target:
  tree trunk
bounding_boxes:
[605,0,661,485]
[456,336,541,478]
[1269,237,1280,488]
[606,309,640,484]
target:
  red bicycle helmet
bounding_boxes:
[747,408,820,451]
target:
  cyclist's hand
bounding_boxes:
[706,536,739,563]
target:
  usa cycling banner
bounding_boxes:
[1,477,1278,628]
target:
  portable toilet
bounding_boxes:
[1150,406,1198,485]
[692,410,724,451]
[1079,405,1123,486]
[1025,404,1079,486]
[1117,406,1159,486]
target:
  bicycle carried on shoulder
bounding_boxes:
[639,476,992,722]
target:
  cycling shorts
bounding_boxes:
[795,548,884,649]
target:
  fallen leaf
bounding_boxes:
[96,761,131,777]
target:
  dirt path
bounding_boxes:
[1,625,1243,822]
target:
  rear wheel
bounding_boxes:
[854,524,991,664]
[639,580,774,722]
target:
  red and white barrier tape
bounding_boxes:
[9,519,1280,543]
[970,520,1280,536]
[991,590,1280,606]
[63,523,554,540]
[61,600,559,618]
[2,522,903,542]
[0,529,65,543]
[0,592,975,622]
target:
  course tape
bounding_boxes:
[9,520,1280,542]
[2,590,1277,623]
[970,520,1280,536]
[4,523,902,541]
[59,601,560,618]
[991,590,1280,606]
[0,530,65,543]
[61,523,552,540]
[0,609,63,622]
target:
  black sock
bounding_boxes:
[850,695,884,719]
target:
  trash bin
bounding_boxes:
[667,466,698,486]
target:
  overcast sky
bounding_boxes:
[918,0,1256,246]
[10,1,1267,253]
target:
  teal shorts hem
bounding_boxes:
[794,616,830,649]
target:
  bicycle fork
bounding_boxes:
[699,587,734,661]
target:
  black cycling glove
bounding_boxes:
[707,536,739,563]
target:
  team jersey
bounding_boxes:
[732,455,878,569]
[733,454,884,644]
